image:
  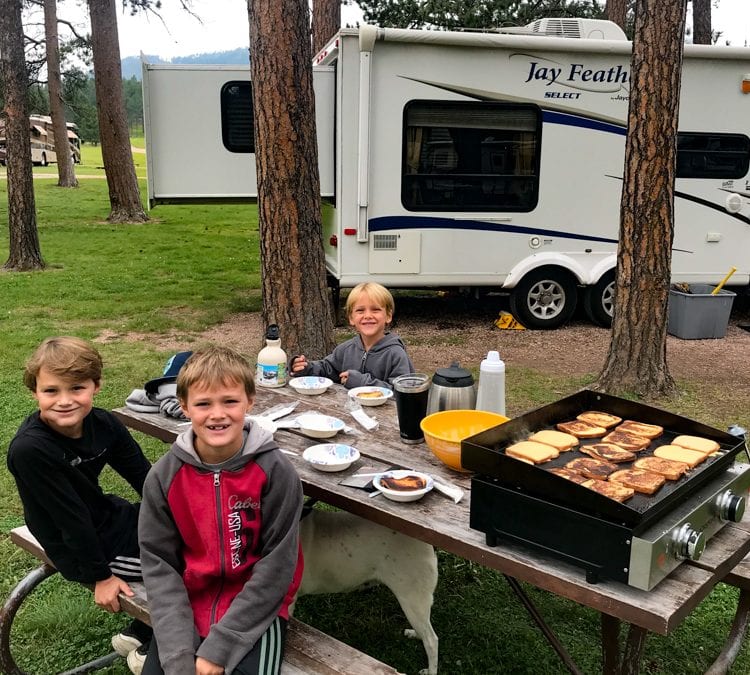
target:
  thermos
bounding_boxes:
[426,361,476,414]
[475,350,506,416]
[256,324,288,388]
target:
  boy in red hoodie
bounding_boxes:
[138,346,304,675]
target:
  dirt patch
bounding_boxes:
[104,294,750,397]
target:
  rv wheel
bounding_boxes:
[583,271,616,328]
[509,268,577,330]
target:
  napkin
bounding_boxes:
[350,407,378,431]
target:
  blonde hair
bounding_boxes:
[177,345,255,403]
[24,336,103,391]
[345,282,395,320]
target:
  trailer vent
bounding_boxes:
[373,234,398,250]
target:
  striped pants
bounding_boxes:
[142,617,287,675]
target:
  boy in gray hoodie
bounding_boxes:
[290,282,413,389]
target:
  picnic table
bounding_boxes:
[113,383,750,674]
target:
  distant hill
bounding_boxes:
[121,48,250,80]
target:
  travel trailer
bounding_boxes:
[142,18,750,328]
[0,115,81,167]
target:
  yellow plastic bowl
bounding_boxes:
[420,409,509,472]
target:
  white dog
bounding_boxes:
[294,508,439,675]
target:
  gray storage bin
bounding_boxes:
[668,284,736,339]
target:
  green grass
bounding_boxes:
[1,163,750,674]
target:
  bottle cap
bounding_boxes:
[266,324,280,340]
[481,350,505,371]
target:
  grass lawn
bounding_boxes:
[1,160,749,674]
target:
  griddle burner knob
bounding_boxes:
[672,523,706,561]
[716,490,746,523]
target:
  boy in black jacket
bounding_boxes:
[7,336,152,672]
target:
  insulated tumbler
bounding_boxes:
[393,373,431,444]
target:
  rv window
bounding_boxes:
[402,101,540,212]
[220,81,254,153]
[676,133,750,179]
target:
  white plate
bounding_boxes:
[348,386,393,407]
[295,413,345,439]
[372,470,434,502]
[245,415,278,434]
[303,444,360,472]
[288,376,333,395]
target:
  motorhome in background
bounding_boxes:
[0,115,81,167]
[142,18,750,329]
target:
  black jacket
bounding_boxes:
[7,408,150,583]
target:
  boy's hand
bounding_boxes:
[195,656,224,675]
[94,575,133,612]
[291,355,308,373]
[339,370,349,384]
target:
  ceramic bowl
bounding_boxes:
[303,443,360,472]
[348,386,393,407]
[295,413,345,439]
[288,376,333,395]
[372,470,434,502]
[420,409,509,472]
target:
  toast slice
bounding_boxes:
[671,435,720,455]
[579,442,636,464]
[576,411,622,429]
[586,480,635,502]
[616,420,664,439]
[609,468,666,495]
[633,456,689,481]
[602,430,652,452]
[548,467,595,486]
[653,445,707,469]
[565,457,618,480]
[528,429,579,451]
[555,419,607,438]
[505,441,559,464]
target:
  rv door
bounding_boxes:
[142,62,335,207]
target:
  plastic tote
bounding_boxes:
[667,284,736,339]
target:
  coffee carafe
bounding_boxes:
[426,361,476,414]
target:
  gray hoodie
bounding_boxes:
[138,420,303,674]
[292,332,413,389]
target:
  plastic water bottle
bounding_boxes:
[475,350,506,416]
[256,324,288,388]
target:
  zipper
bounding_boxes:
[209,470,226,625]
[360,351,368,371]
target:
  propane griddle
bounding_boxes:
[461,390,750,589]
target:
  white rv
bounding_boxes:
[142,19,750,328]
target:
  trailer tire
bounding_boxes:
[41,153,48,167]
[583,271,616,328]
[509,268,577,330]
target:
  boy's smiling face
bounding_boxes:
[34,368,100,439]
[349,291,392,348]
[181,379,254,464]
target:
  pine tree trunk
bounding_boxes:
[45,0,78,188]
[248,0,335,357]
[312,0,340,55]
[606,0,628,29]
[88,0,147,223]
[692,0,712,44]
[595,0,688,398]
[0,0,44,271]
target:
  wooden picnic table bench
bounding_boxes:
[0,526,401,675]
[110,383,750,675]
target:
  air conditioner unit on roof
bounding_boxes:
[500,18,627,41]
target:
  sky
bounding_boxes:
[56,0,750,60]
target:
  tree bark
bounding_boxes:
[312,0,340,55]
[606,0,628,29]
[0,0,45,271]
[45,0,78,188]
[87,0,148,222]
[247,0,335,358]
[692,0,712,44]
[595,0,687,398]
